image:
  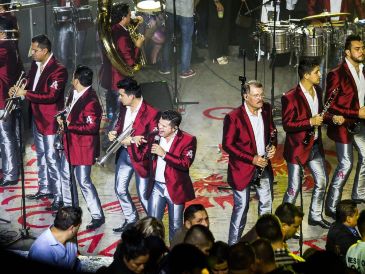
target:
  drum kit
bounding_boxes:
[52,4,93,28]
[259,11,365,64]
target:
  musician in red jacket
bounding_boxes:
[108,77,159,233]
[12,35,68,203]
[282,58,343,229]
[222,80,277,245]
[146,110,197,242]
[53,65,104,230]
[99,3,144,120]
[0,17,22,187]
[325,35,365,218]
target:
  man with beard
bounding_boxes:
[325,35,365,218]
[223,80,277,245]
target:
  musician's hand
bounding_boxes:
[266,146,276,159]
[108,131,117,142]
[132,135,147,147]
[56,116,63,127]
[14,86,26,97]
[332,115,345,125]
[310,114,323,126]
[134,35,145,48]
[121,136,132,146]
[151,144,165,158]
[253,155,268,168]
[359,106,365,119]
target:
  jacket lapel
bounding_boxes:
[343,61,360,107]
[241,105,257,153]
[133,100,147,129]
[296,85,313,117]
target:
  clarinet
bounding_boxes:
[251,129,277,187]
[303,87,339,145]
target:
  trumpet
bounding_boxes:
[96,124,135,166]
[0,71,27,121]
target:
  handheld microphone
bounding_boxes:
[151,135,160,160]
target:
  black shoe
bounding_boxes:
[325,209,336,219]
[86,218,105,230]
[45,201,63,211]
[26,191,54,200]
[113,221,132,233]
[322,218,332,226]
[353,199,365,204]
[0,180,18,187]
[308,218,331,229]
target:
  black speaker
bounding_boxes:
[140,81,174,111]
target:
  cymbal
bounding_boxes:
[309,20,345,27]
[301,11,350,21]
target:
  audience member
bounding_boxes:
[346,209,365,273]
[170,203,209,248]
[164,243,209,274]
[97,227,150,274]
[256,214,304,267]
[241,203,304,243]
[28,206,82,271]
[135,216,165,240]
[184,224,215,255]
[251,238,277,273]
[326,199,360,260]
[228,242,256,274]
[207,241,229,274]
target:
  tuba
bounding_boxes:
[98,0,144,77]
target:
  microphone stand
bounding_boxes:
[170,0,198,109]
[43,0,48,34]
[60,113,76,208]
[295,156,304,257]
[6,98,36,247]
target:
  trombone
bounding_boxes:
[0,71,27,121]
[96,123,135,166]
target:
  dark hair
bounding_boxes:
[358,210,365,238]
[242,80,263,97]
[74,65,93,87]
[184,204,207,223]
[54,206,82,230]
[111,3,129,25]
[251,238,275,264]
[0,17,12,39]
[298,57,320,80]
[228,242,255,271]
[31,34,52,52]
[168,244,208,274]
[275,203,304,225]
[116,77,142,97]
[256,214,283,243]
[345,34,362,51]
[118,226,149,261]
[336,199,358,223]
[160,110,182,128]
[184,224,215,251]
[208,241,229,269]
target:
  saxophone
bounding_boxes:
[98,0,145,76]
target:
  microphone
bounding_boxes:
[151,135,160,160]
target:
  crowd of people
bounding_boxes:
[2,0,365,273]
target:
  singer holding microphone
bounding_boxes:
[281,58,344,229]
[141,110,197,242]
[223,80,277,245]
[108,77,159,233]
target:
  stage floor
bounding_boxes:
[1,47,364,258]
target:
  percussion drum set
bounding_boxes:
[52,4,93,29]
[258,11,365,73]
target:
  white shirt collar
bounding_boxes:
[36,53,53,71]
[345,57,364,73]
[244,101,262,117]
[127,97,143,113]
